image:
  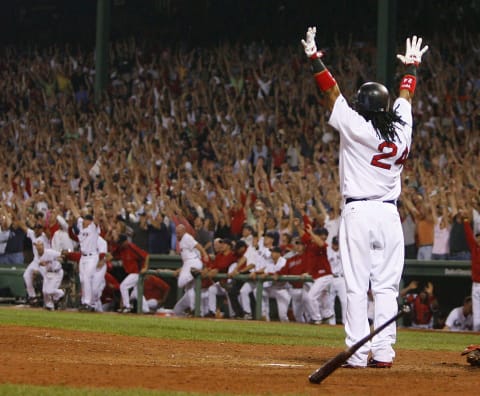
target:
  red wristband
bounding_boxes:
[314,69,337,91]
[399,74,417,94]
[309,51,324,60]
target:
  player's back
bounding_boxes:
[329,95,412,202]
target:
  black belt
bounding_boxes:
[333,274,343,278]
[47,269,61,273]
[82,252,96,256]
[345,198,396,206]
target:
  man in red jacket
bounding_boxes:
[143,274,171,312]
[279,237,310,322]
[203,238,237,318]
[112,234,149,313]
[302,223,334,324]
[463,217,480,331]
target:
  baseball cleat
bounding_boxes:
[367,358,392,368]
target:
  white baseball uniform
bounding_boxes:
[91,236,108,312]
[23,229,50,299]
[327,245,347,324]
[262,255,291,322]
[283,253,309,323]
[77,218,100,308]
[173,232,203,316]
[330,95,411,366]
[239,245,265,318]
[38,248,65,310]
[445,306,473,331]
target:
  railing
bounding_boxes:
[0,256,473,315]
[137,258,472,317]
[137,269,313,317]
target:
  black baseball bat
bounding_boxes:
[308,305,410,384]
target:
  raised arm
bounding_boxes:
[396,36,429,103]
[301,27,340,112]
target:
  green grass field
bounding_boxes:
[0,307,474,395]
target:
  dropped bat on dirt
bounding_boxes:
[308,305,410,384]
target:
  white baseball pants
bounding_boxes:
[304,275,334,322]
[79,254,99,306]
[329,276,348,324]
[340,200,404,366]
[23,261,44,298]
[289,286,309,323]
[473,281,480,332]
[262,286,291,322]
[92,264,107,312]
[43,270,64,309]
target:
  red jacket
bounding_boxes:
[279,253,307,288]
[301,215,332,279]
[113,242,148,274]
[144,275,170,301]
[464,220,480,283]
[202,251,236,288]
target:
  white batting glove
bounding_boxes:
[301,27,319,58]
[396,35,429,65]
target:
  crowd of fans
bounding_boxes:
[0,30,479,329]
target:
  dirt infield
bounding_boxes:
[0,325,478,395]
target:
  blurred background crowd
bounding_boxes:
[0,0,479,330]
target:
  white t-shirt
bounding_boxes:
[179,233,201,261]
[432,217,450,255]
[329,95,412,202]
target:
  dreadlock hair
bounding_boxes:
[361,108,406,143]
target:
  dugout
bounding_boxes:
[0,257,472,321]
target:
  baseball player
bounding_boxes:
[302,28,428,367]
[141,274,171,312]
[302,224,334,324]
[19,220,51,305]
[443,296,473,331]
[463,217,480,331]
[203,238,237,318]
[75,213,100,312]
[51,214,75,253]
[261,246,291,322]
[238,236,268,320]
[327,236,347,325]
[227,240,263,319]
[66,195,101,311]
[279,237,310,323]
[35,241,65,311]
[91,236,109,312]
[173,224,209,316]
[113,234,150,313]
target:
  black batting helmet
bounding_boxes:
[355,82,390,113]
